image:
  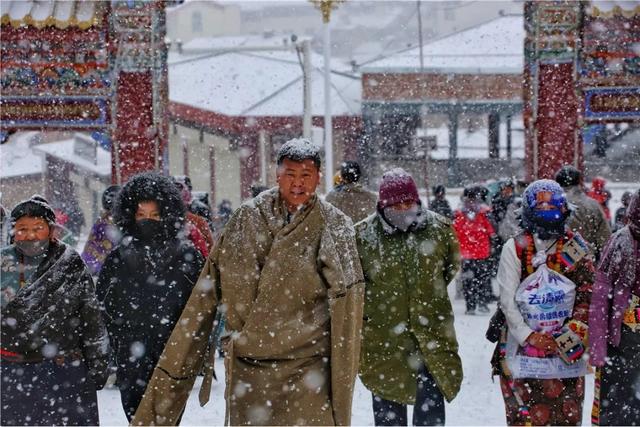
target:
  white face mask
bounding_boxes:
[383,204,420,232]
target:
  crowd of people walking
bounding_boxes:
[1,136,638,426]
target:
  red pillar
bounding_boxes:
[535,63,581,179]
[239,133,260,200]
[112,71,156,184]
[110,1,168,185]
[524,1,583,181]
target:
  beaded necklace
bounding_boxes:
[18,253,27,289]
[524,234,564,275]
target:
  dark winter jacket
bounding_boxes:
[97,237,204,381]
[1,240,110,387]
[96,172,205,415]
[429,197,454,220]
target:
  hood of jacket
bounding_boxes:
[113,172,186,241]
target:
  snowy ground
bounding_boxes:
[96,183,639,426]
[97,289,595,426]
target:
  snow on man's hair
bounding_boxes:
[276,138,321,169]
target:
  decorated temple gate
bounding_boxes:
[524,0,640,180]
[0,1,170,185]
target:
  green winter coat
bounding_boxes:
[355,210,463,404]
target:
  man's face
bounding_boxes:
[501,186,514,199]
[389,200,417,212]
[14,217,51,242]
[276,158,320,212]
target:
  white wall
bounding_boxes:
[168,123,242,209]
[167,1,242,43]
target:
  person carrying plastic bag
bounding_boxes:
[490,180,595,426]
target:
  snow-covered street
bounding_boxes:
[98,287,595,426]
[93,183,640,426]
[91,181,639,426]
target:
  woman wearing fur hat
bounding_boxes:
[1,195,110,426]
[96,172,205,421]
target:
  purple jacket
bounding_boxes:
[80,213,121,276]
[589,192,640,367]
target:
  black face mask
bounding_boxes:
[15,239,49,258]
[132,219,164,241]
[532,221,565,240]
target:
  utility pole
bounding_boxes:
[418,1,427,200]
[301,40,312,139]
[417,0,424,71]
[312,0,343,193]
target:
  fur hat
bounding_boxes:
[113,172,186,239]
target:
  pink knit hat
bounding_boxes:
[378,168,420,209]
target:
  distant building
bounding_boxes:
[360,14,525,187]
[166,1,522,63]
[34,133,112,229]
[166,1,242,44]
[1,132,110,230]
[167,42,362,205]
[0,132,44,210]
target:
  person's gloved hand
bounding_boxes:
[526,331,558,356]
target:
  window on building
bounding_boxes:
[192,11,203,33]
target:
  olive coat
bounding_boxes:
[356,210,463,404]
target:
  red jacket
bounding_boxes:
[452,208,495,260]
[586,188,611,221]
[186,222,209,258]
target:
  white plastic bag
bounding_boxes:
[505,332,589,379]
[505,264,588,379]
[515,264,576,333]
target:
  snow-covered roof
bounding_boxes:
[589,1,640,17]
[362,15,524,74]
[181,34,298,52]
[169,48,361,117]
[0,132,43,179]
[0,0,101,29]
[33,134,111,177]
[167,0,226,13]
